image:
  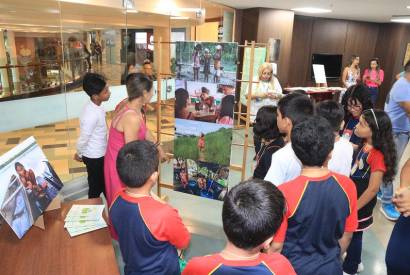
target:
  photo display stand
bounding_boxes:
[234,41,269,180]
[153,39,266,197]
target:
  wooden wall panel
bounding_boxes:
[344,21,379,73]
[311,18,347,54]
[256,9,295,85]
[288,16,314,86]
[374,24,410,107]
[240,8,259,44]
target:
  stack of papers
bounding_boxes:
[64,205,107,237]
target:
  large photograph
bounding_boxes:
[175,80,235,125]
[173,158,229,201]
[175,41,238,86]
[174,119,232,166]
[0,137,63,239]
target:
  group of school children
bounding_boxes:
[74,67,410,274]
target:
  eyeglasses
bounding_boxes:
[347,104,362,110]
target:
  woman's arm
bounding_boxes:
[146,130,169,162]
[122,114,141,144]
[342,67,348,87]
[357,171,383,210]
[376,70,384,86]
[393,159,410,216]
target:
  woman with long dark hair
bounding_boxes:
[363,58,384,105]
[343,109,396,275]
[342,55,361,88]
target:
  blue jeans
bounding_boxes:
[367,86,379,105]
[386,216,410,274]
[343,231,363,274]
[380,132,409,204]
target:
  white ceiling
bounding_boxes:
[211,0,410,23]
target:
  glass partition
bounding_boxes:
[0,0,237,185]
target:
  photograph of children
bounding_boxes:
[175,80,235,125]
[0,137,64,239]
[175,41,238,86]
[173,158,229,201]
[174,118,233,166]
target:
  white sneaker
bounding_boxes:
[357,262,364,273]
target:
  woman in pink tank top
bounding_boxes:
[105,73,153,210]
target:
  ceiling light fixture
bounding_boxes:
[177,8,202,12]
[291,7,332,14]
[391,15,410,23]
[170,16,189,20]
[407,6,410,9]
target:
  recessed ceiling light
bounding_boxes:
[391,15,410,23]
[177,8,201,12]
[407,6,410,9]
[291,7,332,14]
[170,16,189,20]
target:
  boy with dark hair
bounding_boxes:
[183,179,295,275]
[264,93,314,185]
[271,116,358,275]
[110,140,190,275]
[316,100,354,176]
[74,72,110,198]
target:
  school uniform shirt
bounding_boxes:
[328,138,354,177]
[264,143,302,186]
[350,144,386,230]
[342,117,361,145]
[76,100,107,158]
[110,190,190,275]
[182,253,296,275]
[253,138,285,179]
[274,173,358,275]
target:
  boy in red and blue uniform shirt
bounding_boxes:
[183,179,295,275]
[110,140,190,275]
[271,116,358,275]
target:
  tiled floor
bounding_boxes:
[2,77,406,274]
[0,102,175,183]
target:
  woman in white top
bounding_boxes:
[246,62,283,121]
[342,55,361,88]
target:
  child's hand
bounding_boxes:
[73,153,83,162]
[393,187,410,217]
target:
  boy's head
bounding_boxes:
[291,116,335,167]
[116,140,159,188]
[83,73,110,102]
[222,179,285,251]
[316,100,345,132]
[277,93,313,135]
